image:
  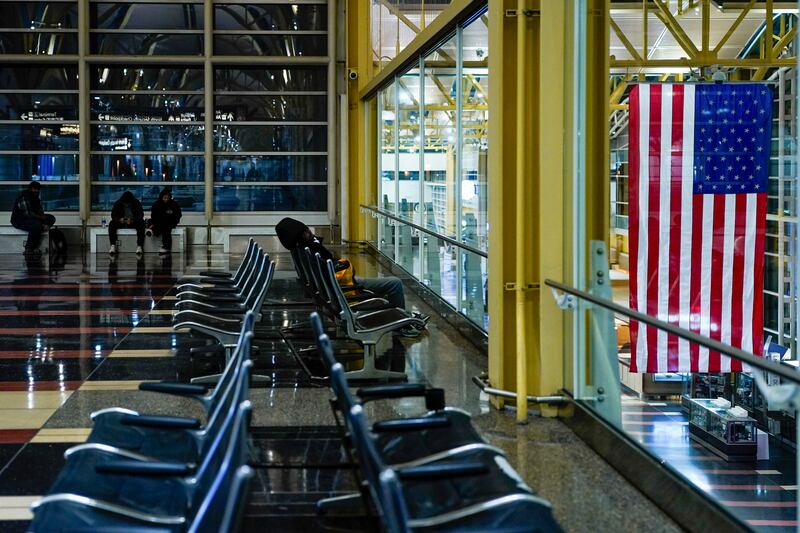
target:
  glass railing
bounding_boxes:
[545,275,800,531]
[362,204,488,331]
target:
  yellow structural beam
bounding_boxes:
[609,16,642,62]
[345,0,375,242]
[487,0,575,420]
[652,0,699,58]
[752,25,797,80]
[713,0,756,54]
[611,57,796,68]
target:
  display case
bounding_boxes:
[687,398,757,462]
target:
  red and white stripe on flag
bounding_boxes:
[628,84,767,373]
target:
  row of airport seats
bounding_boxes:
[290,246,425,381]
[173,238,275,384]
[308,313,562,532]
[28,314,259,532]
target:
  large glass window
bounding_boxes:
[372,11,488,330]
[213,1,326,56]
[370,0,452,72]
[0,66,78,210]
[0,1,330,217]
[90,65,205,212]
[90,3,204,56]
[213,66,328,212]
[0,1,78,55]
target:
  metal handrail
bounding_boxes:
[544,278,800,385]
[360,204,488,258]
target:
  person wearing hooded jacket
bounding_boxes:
[146,188,182,254]
[11,181,56,254]
[108,191,145,255]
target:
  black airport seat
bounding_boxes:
[28,400,253,533]
[347,403,562,533]
[315,257,425,381]
[178,238,257,284]
[71,323,254,464]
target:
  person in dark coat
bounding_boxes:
[10,181,56,254]
[275,217,429,336]
[108,191,145,255]
[147,188,182,254]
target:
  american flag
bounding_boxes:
[628,83,770,373]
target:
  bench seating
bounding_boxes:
[89,226,186,253]
[0,226,49,254]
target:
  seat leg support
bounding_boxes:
[343,343,406,381]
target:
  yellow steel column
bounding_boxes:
[346,0,375,242]
[514,0,530,422]
[586,0,610,247]
[487,0,510,408]
[537,0,567,418]
[488,0,568,419]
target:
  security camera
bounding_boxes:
[347,69,358,81]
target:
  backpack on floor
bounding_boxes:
[49,227,67,254]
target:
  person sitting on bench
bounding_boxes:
[277,217,429,336]
[146,188,182,255]
[10,181,55,255]
[108,191,145,255]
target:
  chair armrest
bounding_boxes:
[189,344,225,356]
[95,460,194,477]
[199,271,232,278]
[372,415,451,432]
[138,382,208,396]
[396,461,488,480]
[120,414,201,429]
[198,286,239,294]
[356,383,426,401]
[183,295,242,304]
[200,277,235,285]
[210,307,248,315]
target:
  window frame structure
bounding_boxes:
[373,8,489,331]
[0,0,337,228]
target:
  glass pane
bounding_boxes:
[0,184,78,211]
[92,34,203,55]
[460,248,487,329]
[378,80,396,261]
[0,2,78,29]
[213,125,326,152]
[93,184,204,212]
[92,66,204,91]
[214,4,326,31]
[0,154,78,181]
[213,185,326,211]
[460,15,488,252]
[92,124,203,152]
[215,67,326,92]
[92,154,204,182]
[0,33,77,55]
[0,124,79,151]
[0,93,77,120]
[91,94,204,119]
[397,67,420,275]
[215,95,326,121]
[213,34,326,56]
[422,32,457,238]
[0,65,77,90]
[214,155,326,182]
[91,3,203,30]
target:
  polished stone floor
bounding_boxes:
[621,395,798,531]
[0,247,681,532]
